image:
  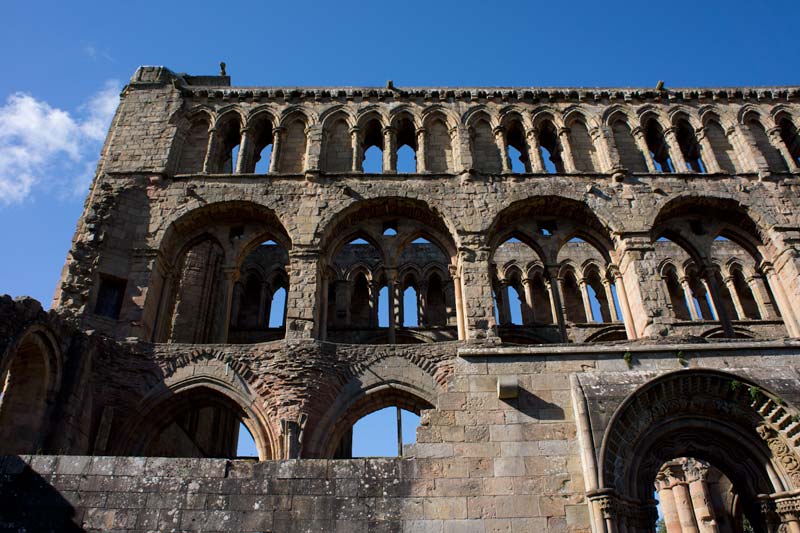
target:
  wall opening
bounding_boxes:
[644,117,674,172]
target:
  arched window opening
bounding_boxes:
[401,275,420,327]
[472,118,502,173]
[378,285,390,327]
[324,117,353,172]
[506,121,530,173]
[360,119,384,173]
[0,334,52,454]
[329,237,381,334]
[383,225,397,236]
[562,271,587,323]
[711,268,738,321]
[731,267,761,320]
[229,239,289,343]
[247,115,275,173]
[412,237,430,244]
[611,118,648,172]
[538,121,564,173]
[277,117,307,173]
[213,117,242,174]
[507,283,524,326]
[778,117,800,166]
[268,286,286,328]
[644,118,674,172]
[492,287,501,325]
[675,119,706,172]
[747,116,789,172]
[255,144,272,173]
[177,116,211,174]
[140,389,261,460]
[663,266,691,320]
[425,117,454,173]
[425,273,448,327]
[567,118,598,172]
[705,119,741,174]
[395,117,417,173]
[610,283,623,323]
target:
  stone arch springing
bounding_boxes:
[0,328,61,455]
[596,370,800,533]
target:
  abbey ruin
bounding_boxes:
[2,65,800,532]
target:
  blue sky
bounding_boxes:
[1,0,798,457]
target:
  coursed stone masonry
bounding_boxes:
[2,66,800,531]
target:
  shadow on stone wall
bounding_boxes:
[0,456,85,531]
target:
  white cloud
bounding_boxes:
[0,80,120,205]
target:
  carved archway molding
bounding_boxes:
[591,369,800,532]
[114,351,277,460]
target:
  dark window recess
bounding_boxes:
[95,277,127,319]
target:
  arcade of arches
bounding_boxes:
[5,67,800,532]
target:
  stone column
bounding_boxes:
[526,129,545,172]
[694,127,722,173]
[416,127,427,173]
[609,266,636,338]
[722,275,745,320]
[383,126,397,173]
[257,281,270,327]
[631,127,658,173]
[496,279,511,325]
[235,127,253,173]
[578,278,595,322]
[417,280,428,326]
[763,262,800,337]
[283,246,320,340]
[268,127,284,173]
[558,126,577,172]
[221,266,241,343]
[304,124,322,173]
[700,265,734,336]
[350,126,362,172]
[768,126,799,172]
[493,126,511,173]
[684,460,720,533]
[448,265,465,339]
[458,241,500,342]
[522,277,536,323]
[548,270,568,340]
[748,274,778,319]
[590,126,616,173]
[385,269,399,343]
[602,278,619,322]
[680,276,701,320]
[663,127,690,173]
[672,480,700,533]
[655,471,683,533]
[370,280,381,328]
[202,127,218,173]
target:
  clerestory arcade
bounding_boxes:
[3,66,800,532]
